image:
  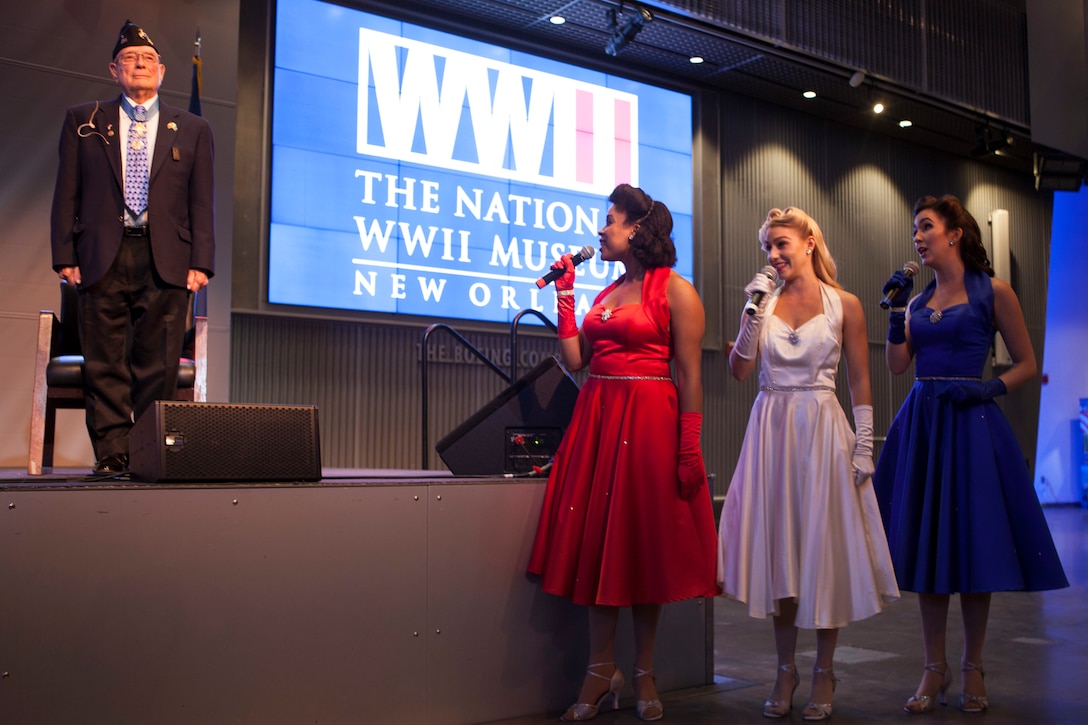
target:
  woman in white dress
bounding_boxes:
[718,207,899,721]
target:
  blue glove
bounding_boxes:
[937,378,1007,406]
[887,310,907,344]
[882,270,914,309]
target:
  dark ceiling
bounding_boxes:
[361,0,1064,181]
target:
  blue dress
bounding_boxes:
[874,269,1068,594]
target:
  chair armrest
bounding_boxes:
[28,310,58,475]
[193,315,208,403]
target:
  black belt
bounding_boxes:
[123,226,149,237]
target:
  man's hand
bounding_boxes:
[187,269,209,292]
[58,266,81,286]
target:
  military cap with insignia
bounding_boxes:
[112,20,157,60]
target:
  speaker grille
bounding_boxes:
[131,402,321,482]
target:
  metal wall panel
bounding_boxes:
[231,315,576,470]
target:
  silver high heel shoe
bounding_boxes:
[560,662,624,722]
[633,667,663,721]
[762,663,799,718]
[802,665,838,721]
[903,661,951,714]
[959,660,989,713]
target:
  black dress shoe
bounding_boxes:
[93,453,129,475]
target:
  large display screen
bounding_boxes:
[270,0,694,324]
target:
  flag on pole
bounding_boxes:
[189,29,202,116]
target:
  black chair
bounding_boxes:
[27,282,207,475]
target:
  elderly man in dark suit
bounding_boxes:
[51,20,215,475]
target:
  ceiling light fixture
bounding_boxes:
[849,70,866,88]
[802,90,816,99]
[972,125,1013,157]
[604,5,653,57]
[689,55,704,64]
[549,16,566,25]
[899,119,913,128]
[872,101,885,114]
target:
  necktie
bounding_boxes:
[125,104,149,215]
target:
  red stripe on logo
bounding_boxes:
[614,99,632,186]
[576,90,593,184]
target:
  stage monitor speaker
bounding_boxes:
[130,401,321,483]
[436,355,579,476]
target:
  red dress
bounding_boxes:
[527,267,720,606]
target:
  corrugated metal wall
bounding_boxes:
[231,85,1050,492]
[230,316,580,470]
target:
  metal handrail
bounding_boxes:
[509,309,558,381]
[419,323,511,470]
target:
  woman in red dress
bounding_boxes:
[528,184,720,721]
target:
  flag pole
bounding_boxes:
[189,28,203,117]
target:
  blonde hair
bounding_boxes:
[758,207,841,288]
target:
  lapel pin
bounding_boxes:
[167,122,178,131]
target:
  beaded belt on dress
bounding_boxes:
[915,376,981,381]
[759,385,835,392]
[589,374,672,381]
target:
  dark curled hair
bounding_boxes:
[913,194,994,276]
[608,183,676,269]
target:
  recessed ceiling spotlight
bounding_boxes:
[689,55,704,64]
[899,119,912,128]
[802,90,816,99]
[872,101,885,114]
[549,15,566,25]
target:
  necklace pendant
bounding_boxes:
[929,309,943,324]
[600,308,612,322]
[788,331,801,345]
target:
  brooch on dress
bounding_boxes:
[600,308,613,322]
[929,309,943,324]
[788,331,801,345]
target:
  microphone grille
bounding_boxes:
[760,264,778,281]
[903,261,920,276]
[579,245,596,260]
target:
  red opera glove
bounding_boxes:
[554,254,579,339]
[557,292,578,339]
[552,254,576,291]
[678,412,708,500]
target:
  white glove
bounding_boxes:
[733,271,777,360]
[743,271,777,316]
[851,404,875,487]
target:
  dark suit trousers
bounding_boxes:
[77,230,190,459]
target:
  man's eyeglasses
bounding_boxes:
[115,52,160,66]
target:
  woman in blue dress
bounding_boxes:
[874,195,1067,714]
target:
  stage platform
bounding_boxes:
[0,467,713,725]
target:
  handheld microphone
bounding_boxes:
[743,266,778,316]
[536,245,596,288]
[879,261,921,309]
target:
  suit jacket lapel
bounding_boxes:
[102,98,123,188]
[150,102,181,184]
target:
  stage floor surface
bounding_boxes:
[0,466,464,489]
